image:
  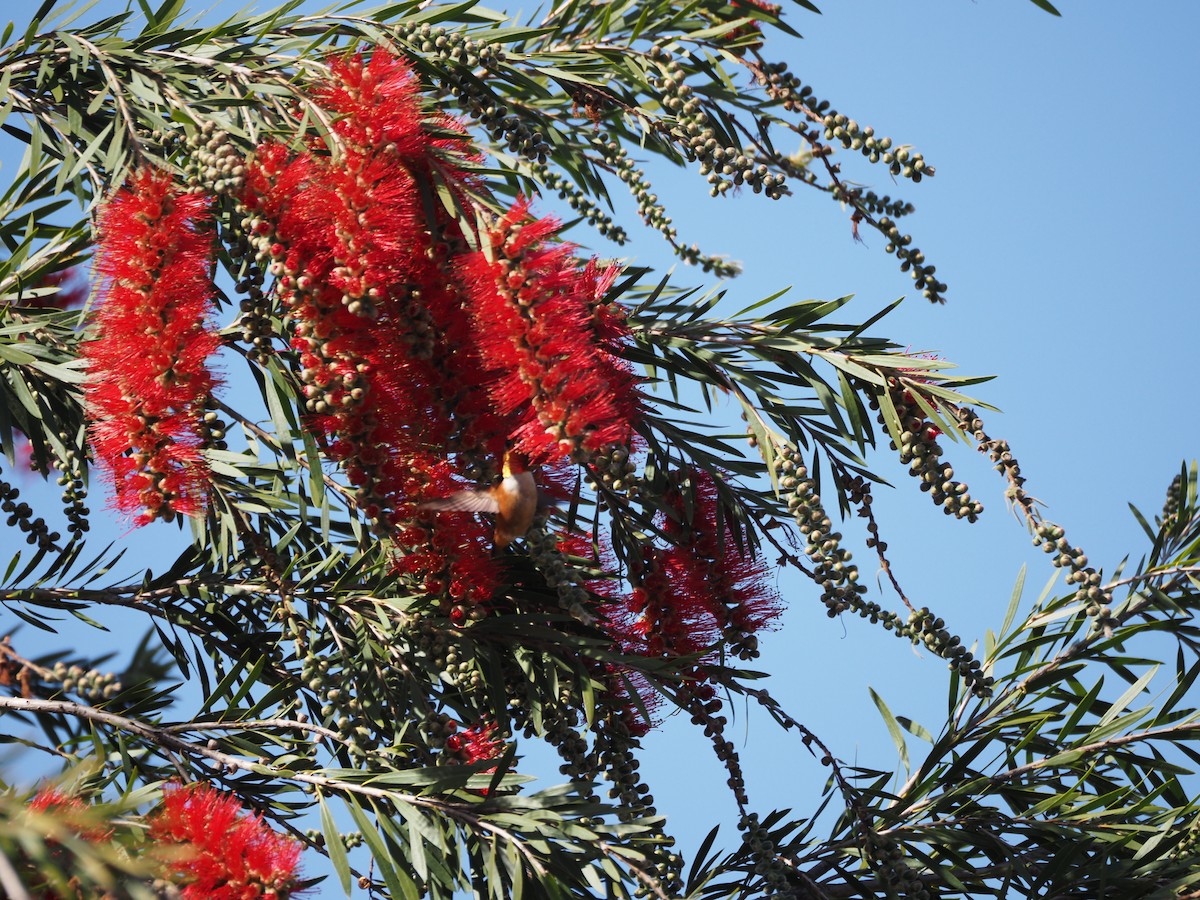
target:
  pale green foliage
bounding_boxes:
[3,1,1199,899]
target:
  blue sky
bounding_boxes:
[3,0,1199,894]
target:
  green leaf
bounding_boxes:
[318,792,353,895]
[869,686,909,774]
[1027,0,1062,14]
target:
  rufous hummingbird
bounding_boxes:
[420,451,542,548]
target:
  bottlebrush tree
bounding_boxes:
[1,0,1199,898]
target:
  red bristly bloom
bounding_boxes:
[445,720,504,793]
[149,783,302,899]
[83,167,220,525]
[28,788,113,843]
[602,470,782,680]
[457,200,643,464]
[240,49,503,608]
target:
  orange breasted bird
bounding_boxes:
[420,451,544,548]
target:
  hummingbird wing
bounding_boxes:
[420,490,500,514]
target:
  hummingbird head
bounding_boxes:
[501,449,530,478]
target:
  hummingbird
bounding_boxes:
[420,451,543,548]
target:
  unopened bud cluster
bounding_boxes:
[184,121,245,196]
[873,384,982,521]
[51,661,121,700]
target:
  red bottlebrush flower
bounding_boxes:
[240,51,502,536]
[149,783,302,900]
[445,721,504,793]
[28,788,113,843]
[457,201,644,465]
[446,721,503,765]
[600,470,782,671]
[83,167,220,525]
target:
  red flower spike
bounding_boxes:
[83,167,220,525]
[240,50,507,588]
[445,721,504,793]
[597,470,782,729]
[149,782,301,899]
[457,201,644,465]
[28,788,113,843]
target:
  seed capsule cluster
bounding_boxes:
[542,707,594,783]
[587,132,738,277]
[751,61,948,302]
[1032,521,1113,622]
[394,21,505,68]
[590,712,681,898]
[955,406,1031,518]
[906,607,993,698]
[50,661,121,700]
[873,385,982,521]
[862,831,933,899]
[526,522,596,623]
[823,115,931,183]
[228,234,275,361]
[757,60,831,116]
[649,49,786,200]
[879,217,947,304]
[305,828,364,851]
[300,647,388,760]
[200,403,228,452]
[856,189,915,220]
[391,23,552,165]
[532,163,627,243]
[586,444,641,500]
[454,88,552,163]
[773,443,866,616]
[0,475,61,551]
[51,443,90,541]
[1162,472,1183,528]
[736,812,791,896]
